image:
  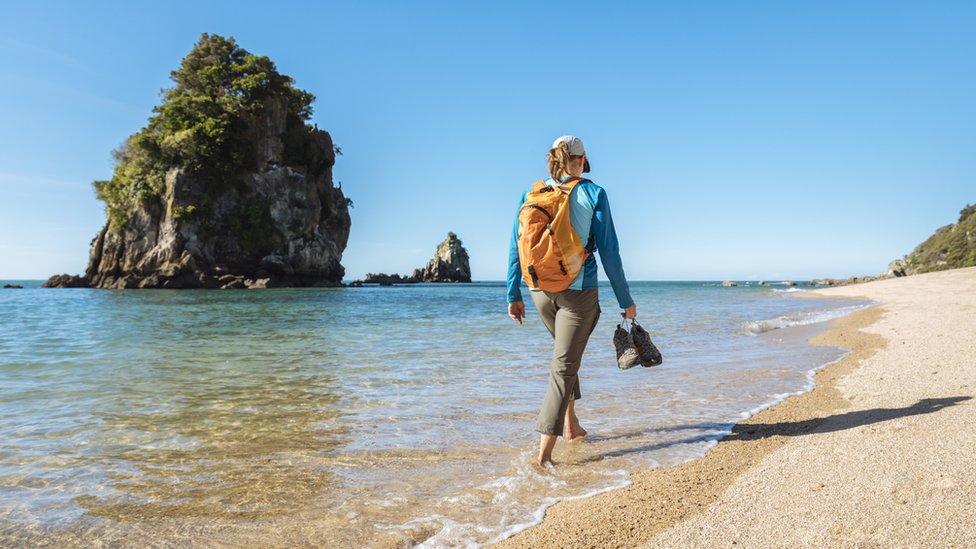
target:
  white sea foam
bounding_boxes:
[483,471,632,547]
[744,304,868,335]
[771,287,804,293]
[403,454,632,548]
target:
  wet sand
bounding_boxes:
[498,267,976,548]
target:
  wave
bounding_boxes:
[393,457,631,548]
[771,287,804,293]
[744,304,868,335]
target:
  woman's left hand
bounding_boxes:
[623,304,637,319]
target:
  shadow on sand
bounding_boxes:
[584,396,971,462]
[725,395,970,441]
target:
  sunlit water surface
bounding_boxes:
[0,281,867,546]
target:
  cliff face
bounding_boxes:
[889,204,976,277]
[83,118,349,289]
[412,232,471,282]
[45,34,351,289]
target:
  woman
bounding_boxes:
[507,135,636,466]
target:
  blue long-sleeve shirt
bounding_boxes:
[507,177,635,309]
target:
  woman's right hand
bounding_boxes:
[623,304,637,319]
[508,301,525,325]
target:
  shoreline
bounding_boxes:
[496,301,886,547]
[499,267,976,547]
[6,272,971,546]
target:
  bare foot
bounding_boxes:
[537,434,557,467]
[564,420,587,442]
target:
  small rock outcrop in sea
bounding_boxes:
[757,281,768,286]
[43,275,89,288]
[783,280,797,287]
[412,232,471,283]
[46,34,351,289]
[811,275,890,288]
[352,232,472,285]
[3,283,24,289]
[721,280,737,287]
[361,273,417,286]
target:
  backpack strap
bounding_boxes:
[555,176,596,254]
[551,176,589,193]
[566,177,591,190]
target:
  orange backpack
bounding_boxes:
[516,177,592,292]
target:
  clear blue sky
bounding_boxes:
[1,1,973,280]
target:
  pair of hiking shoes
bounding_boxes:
[614,318,663,370]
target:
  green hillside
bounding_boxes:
[900,204,976,274]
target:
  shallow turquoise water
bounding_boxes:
[0,281,865,546]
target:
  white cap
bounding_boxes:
[551,135,591,173]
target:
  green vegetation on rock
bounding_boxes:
[901,204,976,274]
[93,33,319,228]
[48,33,351,289]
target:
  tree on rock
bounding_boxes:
[93,33,323,228]
[58,33,351,289]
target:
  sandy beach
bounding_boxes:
[499,266,976,548]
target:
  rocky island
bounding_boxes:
[355,232,471,285]
[45,34,351,289]
[411,232,472,283]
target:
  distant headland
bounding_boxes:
[821,202,975,286]
[715,203,976,288]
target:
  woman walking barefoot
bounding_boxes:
[507,135,636,466]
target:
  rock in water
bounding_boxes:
[413,232,471,283]
[42,275,89,288]
[721,280,737,287]
[361,273,417,285]
[52,34,351,289]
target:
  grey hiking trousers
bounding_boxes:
[529,288,601,436]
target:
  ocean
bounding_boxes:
[0,280,868,546]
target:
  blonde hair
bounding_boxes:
[547,142,584,180]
